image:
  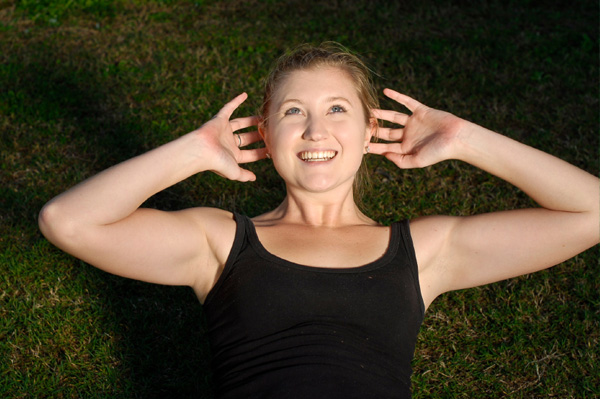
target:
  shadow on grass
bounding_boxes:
[2,40,216,397]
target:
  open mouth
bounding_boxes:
[299,150,337,162]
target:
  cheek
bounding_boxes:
[339,121,369,145]
[263,124,278,149]
[265,123,299,149]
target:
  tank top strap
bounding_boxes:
[204,212,249,306]
[395,219,425,316]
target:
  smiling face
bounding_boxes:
[263,67,373,195]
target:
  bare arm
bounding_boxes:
[38,93,266,299]
[371,89,599,307]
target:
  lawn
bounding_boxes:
[1,0,598,397]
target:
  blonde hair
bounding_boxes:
[260,42,379,201]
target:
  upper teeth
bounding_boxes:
[300,151,336,161]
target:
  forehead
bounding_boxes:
[272,67,360,107]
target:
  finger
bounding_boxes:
[372,109,410,126]
[374,126,404,142]
[369,142,405,156]
[214,163,257,182]
[238,146,269,164]
[234,167,257,182]
[218,168,257,183]
[230,116,259,132]
[236,130,263,147]
[217,92,248,119]
[384,152,424,169]
[382,88,422,112]
[368,144,423,169]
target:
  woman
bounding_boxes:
[38,43,599,398]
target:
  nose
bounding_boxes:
[302,115,328,141]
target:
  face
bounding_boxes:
[262,67,374,195]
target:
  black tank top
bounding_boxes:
[203,214,425,398]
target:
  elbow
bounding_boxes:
[38,201,54,240]
[38,201,79,249]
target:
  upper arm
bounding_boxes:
[412,208,599,307]
[39,204,236,292]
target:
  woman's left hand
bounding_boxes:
[371,89,599,308]
[370,88,465,169]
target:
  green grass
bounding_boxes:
[1,0,598,397]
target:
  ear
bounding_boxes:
[258,118,266,140]
[258,118,271,154]
[364,116,377,146]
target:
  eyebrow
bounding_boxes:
[277,96,353,110]
[325,96,352,104]
[278,98,302,108]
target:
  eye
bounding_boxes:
[284,107,302,116]
[330,105,346,113]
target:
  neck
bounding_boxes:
[263,186,374,227]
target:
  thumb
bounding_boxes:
[232,167,257,182]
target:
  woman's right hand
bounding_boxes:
[193,93,268,182]
[38,92,267,295]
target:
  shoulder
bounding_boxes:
[185,207,237,253]
[408,215,460,269]
[182,207,241,301]
[184,206,236,225]
[407,215,461,309]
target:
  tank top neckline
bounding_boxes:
[241,214,401,274]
